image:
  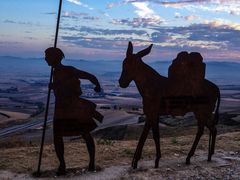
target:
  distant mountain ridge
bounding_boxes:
[0,56,239,85]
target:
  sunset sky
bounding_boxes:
[0,0,240,61]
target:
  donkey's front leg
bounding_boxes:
[132,122,151,169]
[152,121,161,168]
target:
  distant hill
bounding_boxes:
[0,56,239,85]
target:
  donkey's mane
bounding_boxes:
[139,59,167,81]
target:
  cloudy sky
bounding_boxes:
[1,0,240,61]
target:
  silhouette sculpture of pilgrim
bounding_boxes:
[44,47,103,175]
[119,42,220,169]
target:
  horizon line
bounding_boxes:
[0,55,240,64]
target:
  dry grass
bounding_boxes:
[1,130,240,175]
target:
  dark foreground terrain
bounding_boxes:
[1,114,240,179]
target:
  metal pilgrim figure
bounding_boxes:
[44,47,103,175]
[35,0,103,176]
[119,42,220,169]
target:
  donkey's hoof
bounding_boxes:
[132,161,138,169]
[132,165,137,169]
[56,165,66,176]
[186,158,191,165]
[207,157,212,162]
[154,159,160,168]
[88,166,96,172]
[56,170,66,176]
[32,171,41,177]
[56,169,66,176]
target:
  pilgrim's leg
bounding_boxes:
[82,132,95,171]
[54,133,66,175]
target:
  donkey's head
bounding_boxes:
[119,41,153,88]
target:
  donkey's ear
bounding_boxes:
[126,41,133,57]
[136,44,153,58]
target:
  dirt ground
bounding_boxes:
[1,126,240,179]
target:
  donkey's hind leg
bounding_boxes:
[186,124,204,164]
[207,125,217,161]
[208,132,212,161]
[152,121,161,168]
[132,122,151,169]
[211,127,217,155]
[82,132,95,171]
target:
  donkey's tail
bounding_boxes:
[214,86,221,125]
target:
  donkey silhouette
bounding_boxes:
[119,42,220,169]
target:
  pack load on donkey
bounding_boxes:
[168,51,206,96]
